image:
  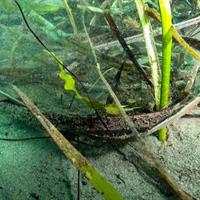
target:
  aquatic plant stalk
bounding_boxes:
[104,13,153,89]
[63,0,78,34]
[146,7,200,61]
[158,0,172,142]
[135,0,161,110]
[82,15,138,131]
[13,85,124,200]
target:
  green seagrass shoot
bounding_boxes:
[158,0,172,142]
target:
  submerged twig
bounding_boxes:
[104,13,153,89]
[13,85,124,200]
[106,63,124,104]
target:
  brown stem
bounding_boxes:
[104,13,153,89]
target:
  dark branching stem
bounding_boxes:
[104,13,153,89]
[106,62,124,104]
[13,0,108,129]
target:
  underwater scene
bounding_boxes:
[1,0,200,199]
